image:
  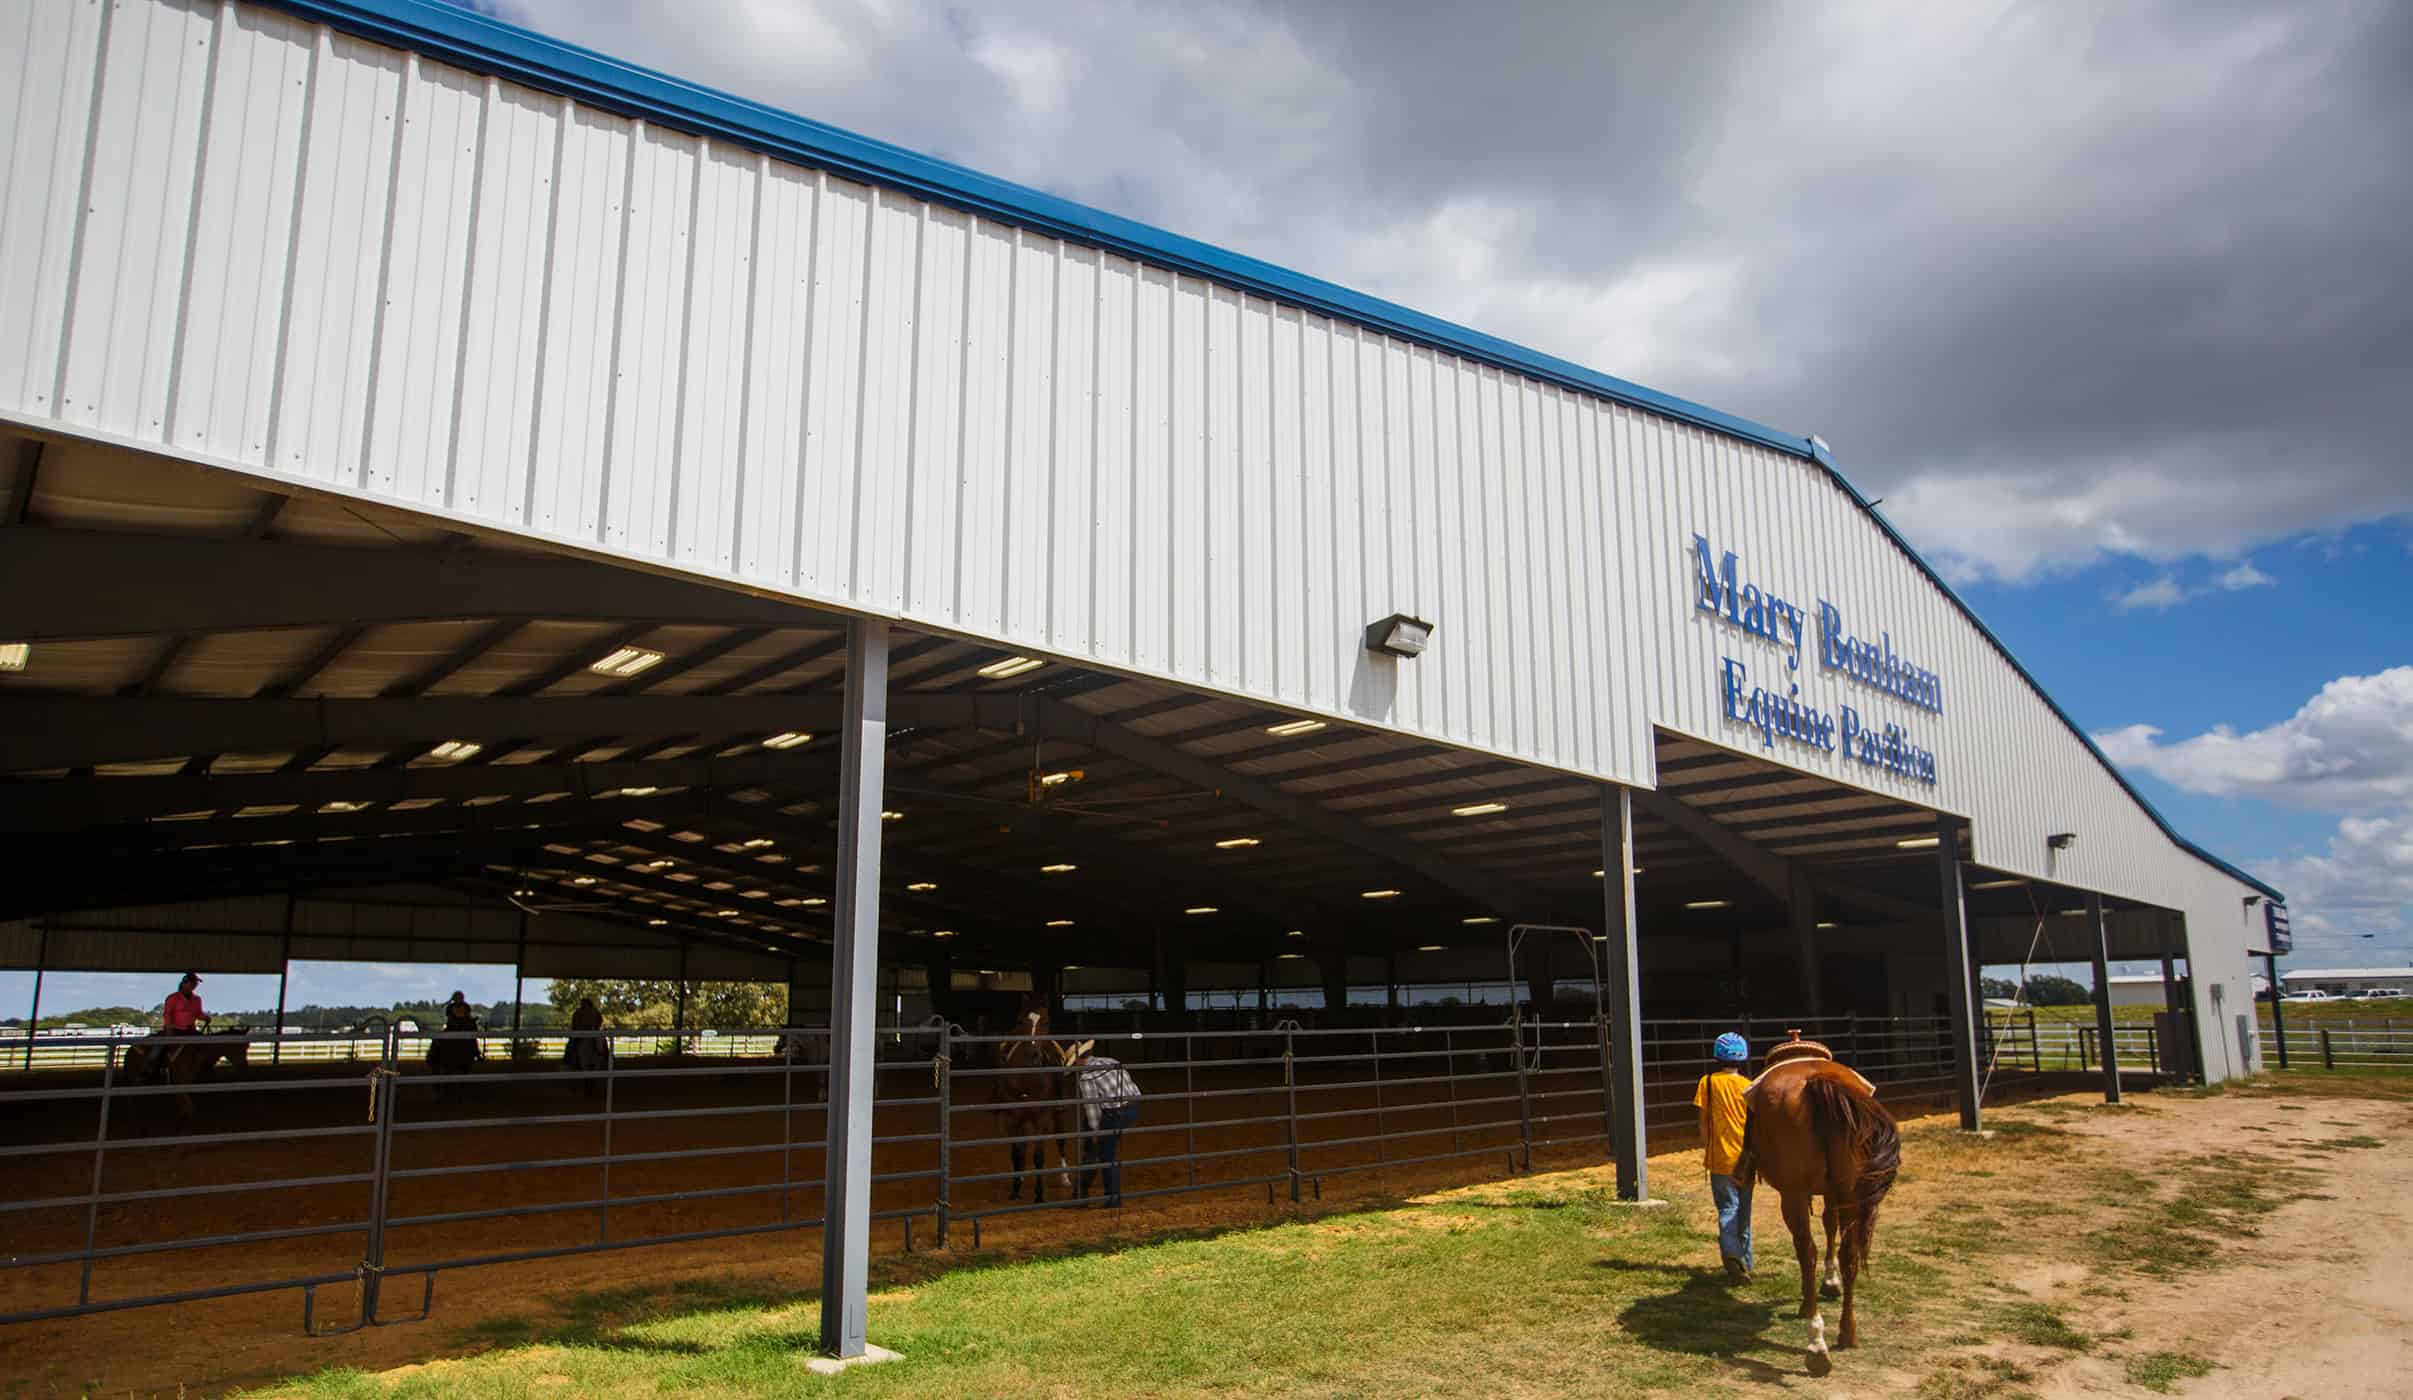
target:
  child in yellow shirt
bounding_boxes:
[1694,1031,1753,1283]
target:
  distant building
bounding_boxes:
[2106,975,2177,1008]
[2279,968,2413,997]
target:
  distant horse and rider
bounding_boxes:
[1738,1029,1903,1377]
[120,972,252,1132]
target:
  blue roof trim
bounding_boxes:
[262,0,2280,905]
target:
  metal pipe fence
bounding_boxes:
[2262,1023,2413,1070]
[1,1012,1984,1329]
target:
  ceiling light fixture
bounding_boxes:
[1896,835,1941,850]
[713,908,739,917]
[1685,899,1731,910]
[761,730,813,750]
[1364,613,1435,659]
[1970,878,2025,890]
[1186,905,1219,915]
[570,875,598,886]
[802,897,828,907]
[1816,920,1839,929]
[614,785,659,797]
[1037,769,1083,787]
[906,881,937,892]
[1361,889,1403,900]
[933,929,958,938]
[977,655,1045,679]
[741,837,774,849]
[1286,929,1305,938]
[1462,916,1499,926]
[1215,837,1261,849]
[1040,863,1078,873]
[428,740,483,762]
[1277,952,1304,960]
[881,810,904,821]
[1451,802,1508,817]
[589,645,665,678]
[0,642,30,672]
[1046,919,1075,928]
[320,800,369,814]
[1265,718,1326,737]
[647,917,668,926]
[1592,869,1605,878]
[1417,944,1447,952]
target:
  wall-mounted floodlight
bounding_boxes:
[2046,832,2078,850]
[1364,613,1434,658]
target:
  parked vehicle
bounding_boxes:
[2281,990,2333,1002]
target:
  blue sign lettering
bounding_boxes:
[1693,532,1938,785]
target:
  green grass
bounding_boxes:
[2125,1350,2217,1393]
[211,1089,2366,1400]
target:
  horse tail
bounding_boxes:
[1803,1074,1901,1269]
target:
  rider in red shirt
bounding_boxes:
[162,973,206,1032]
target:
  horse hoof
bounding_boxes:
[1821,1282,1842,1300]
[1806,1348,1832,1378]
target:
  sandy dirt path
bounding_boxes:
[2031,1091,2413,1398]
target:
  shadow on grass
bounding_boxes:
[436,1200,1417,1360]
[1609,1262,1801,1384]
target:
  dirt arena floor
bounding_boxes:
[0,1046,1967,1396]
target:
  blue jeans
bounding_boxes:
[1079,1104,1139,1205]
[1710,1173,1753,1270]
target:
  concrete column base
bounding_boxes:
[806,1344,902,1376]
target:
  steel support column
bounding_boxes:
[2086,893,2123,1103]
[272,895,294,1065]
[1599,787,1649,1199]
[1935,815,1982,1131]
[1788,863,1824,1017]
[2264,952,2289,1069]
[818,619,889,1361]
[24,924,45,1070]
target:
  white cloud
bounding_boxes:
[2094,667,2413,813]
[2114,576,2187,611]
[2255,816,2413,960]
[2216,560,2277,590]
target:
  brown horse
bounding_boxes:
[990,999,1076,1203]
[122,1027,252,1131]
[1741,1039,1901,1376]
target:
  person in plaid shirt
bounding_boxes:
[1072,1040,1141,1208]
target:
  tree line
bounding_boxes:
[6,981,789,1032]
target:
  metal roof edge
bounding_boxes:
[259,0,2281,908]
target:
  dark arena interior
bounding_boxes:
[0,438,2208,1339]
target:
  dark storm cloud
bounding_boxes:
[494,0,2413,580]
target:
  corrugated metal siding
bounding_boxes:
[0,0,2267,1016]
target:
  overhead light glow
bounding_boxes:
[802,897,828,907]
[906,881,937,892]
[2058,907,2089,917]
[1896,835,1942,850]
[1417,944,1447,952]
[1265,718,1326,737]
[647,918,668,927]
[614,785,659,797]
[1462,916,1499,926]
[1361,889,1402,900]
[1286,929,1305,938]
[762,730,813,750]
[512,888,533,898]
[428,740,483,762]
[1185,905,1219,915]
[1038,769,1082,787]
[1451,802,1509,817]
[1277,952,1305,960]
[1046,919,1075,928]
[1685,899,1731,910]
[0,642,29,672]
[1816,920,1839,929]
[881,810,904,821]
[1040,863,1078,873]
[1970,878,2025,890]
[320,800,369,814]
[570,875,598,887]
[1214,837,1261,849]
[977,655,1045,679]
[932,929,958,938]
[714,908,739,917]
[1592,869,1605,878]
[741,837,775,849]
[589,645,665,678]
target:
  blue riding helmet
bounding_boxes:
[1713,1032,1750,1064]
